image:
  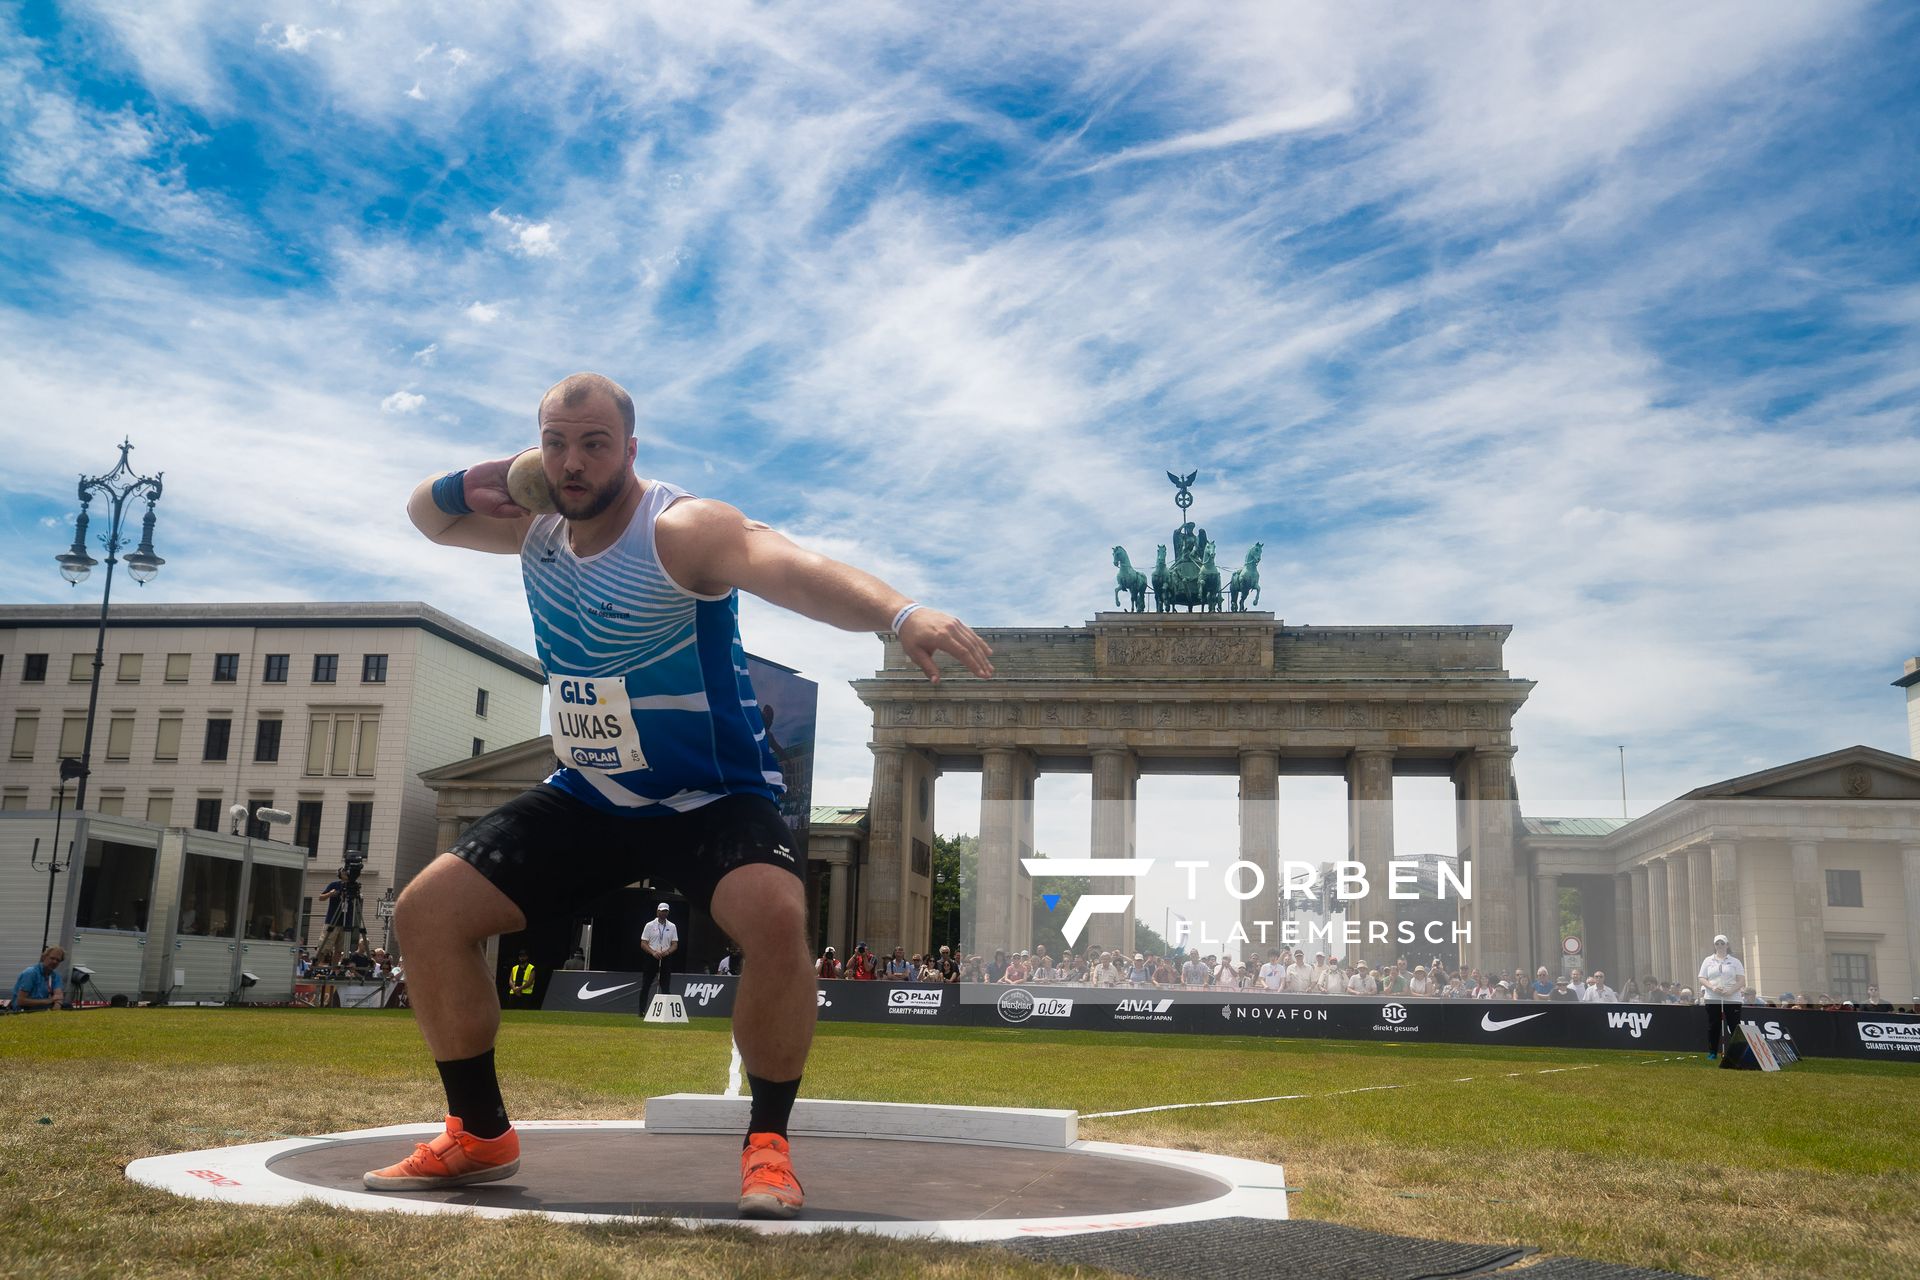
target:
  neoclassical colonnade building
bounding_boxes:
[851,612,1533,973]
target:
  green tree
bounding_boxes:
[1133,918,1170,957]
[931,833,977,951]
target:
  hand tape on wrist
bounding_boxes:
[431,469,473,516]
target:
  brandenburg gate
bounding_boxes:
[853,616,1535,974]
[851,471,1533,974]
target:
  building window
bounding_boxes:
[313,653,338,683]
[59,716,86,758]
[1826,869,1863,908]
[245,798,275,839]
[294,800,323,858]
[1830,952,1873,1001]
[10,716,37,761]
[307,714,380,776]
[213,653,239,682]
[97,793,124,816]
[2,793,26,811]
[74,840,156,931]
[193,798,222,832]
[475,688,490,717]
[105,715,134,761]
[472,737,485,757]
[362,654,388,683]
[23,653,48,682]
[343,801,373,857]
[146,795,173,826]
[178,853,242,937]
[165,653,191,682]
[203,717,231,762]
[254,718,283,763]
[117,653,143,683]
[263,654,289,683]
[154,716,182,761]
[912,837,931,877]
[70,653,92,682]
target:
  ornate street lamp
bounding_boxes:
[53,438,165,815]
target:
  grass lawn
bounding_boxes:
[2,1008,1915,1278]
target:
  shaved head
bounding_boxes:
[540,372,635,437]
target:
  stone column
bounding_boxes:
[1790,841,1827,999]
[865,745,908,956]
[978,747,1019,958]
[1470,746,1518,978]
[1011,751,1038,954]
[826,859,849,958]
[1238,749,1280,954]
[1535,872,1559,974]
[1903,846,1920,1003]
[1513,868,1534,978]
[1646,858,1670,985]
[1348,746,1396,968]
[1666,855,1692,987]
[1710,840,1742,956]
[1629,865,1651,985]
[1687,846,1713,979]
[1613,873,1633,983]
[1089,747,1135,954]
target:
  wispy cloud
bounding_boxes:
[2,0,1915,846]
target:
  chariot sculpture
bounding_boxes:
[1108,471,1263,614]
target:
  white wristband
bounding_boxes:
[890,603,923,633]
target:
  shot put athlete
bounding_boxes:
[370,372,993,1217]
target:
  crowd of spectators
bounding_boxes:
[295,944,402,984]
[806,943,1907,1009]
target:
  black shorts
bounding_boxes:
[449,785,802,926]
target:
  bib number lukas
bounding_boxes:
[550,674,648,771]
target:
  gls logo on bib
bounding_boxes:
[550,674,648,771]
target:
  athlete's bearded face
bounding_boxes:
[538,393,636,521]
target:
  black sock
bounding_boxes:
[436,1049,509,1139]
[745,1073,801,1146]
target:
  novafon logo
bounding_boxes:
[682,982,725,1008]
[888,988,946,1016]
[1607,1011,1654,1039]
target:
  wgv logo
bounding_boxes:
[682,982,725,1008]
[1020,857,1155,946]
[1608,1011,1653,1039]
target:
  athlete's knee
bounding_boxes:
[715,867,806,952]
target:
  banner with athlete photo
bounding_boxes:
[745,655,817,864]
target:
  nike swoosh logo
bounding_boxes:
[576,982,637,1000]
[1481,1011,1549,1031]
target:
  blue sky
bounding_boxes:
[4,2,1918,903]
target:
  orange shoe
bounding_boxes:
[363,1116,520,1191]
[739,1132,804,1219]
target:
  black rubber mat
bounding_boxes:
[1516,1259,1707,1279]
[997,1217,1530,1279]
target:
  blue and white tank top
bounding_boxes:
[519,479,783,815]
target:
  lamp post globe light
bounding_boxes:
[53,438,165,816]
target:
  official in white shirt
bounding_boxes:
[1698,934,1745,1057]
[639,902,680,1010]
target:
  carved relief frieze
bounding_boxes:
[1104,635,1263,667]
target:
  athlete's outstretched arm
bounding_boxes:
[405,454,534,554]
[658,499,993,682]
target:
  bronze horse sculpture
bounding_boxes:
[1229,542,1263,611]
[1112,545,1148,612]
